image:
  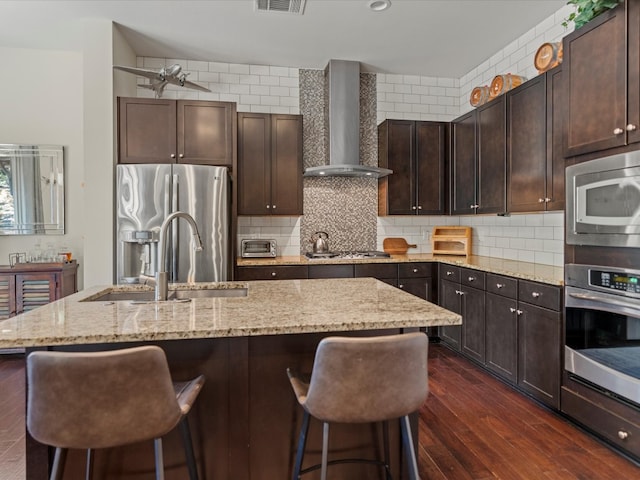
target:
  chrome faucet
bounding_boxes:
[155,211,203,301]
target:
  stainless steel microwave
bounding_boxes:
[241,239,277,258]
[566,150,640,247]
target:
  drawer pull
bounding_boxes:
[413,268,418,273]
[531,292,541,298]
[271,272,277,277]
[446,271,454,276]
[399,284,404,289]
[618,430,629,440]
[455,290,464,296]
[496,283,504,289]
[468,276,475,282]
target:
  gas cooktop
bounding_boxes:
[305,251,391,259]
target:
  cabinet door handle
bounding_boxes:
[545,197,551,202]
[538,198,544,203]
[468,276,475,282]
[531,292,541,298]
[399,284,404,289]
[446,271,454,276]
[271,272,277,277]
[272,205,276,209]
[516,309,523,315]
[614,127,624,135]
[618,430,629,440]
[266,205,270,209]
[627,124,637,132]
[412,206,417,210]
[413,268,418,273]
[179,154,184,158]
[170,154,176,159]
[496,283,504,289]
[509,307,516,313]
[417,206,422,210]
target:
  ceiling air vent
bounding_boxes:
[255,0,306,14]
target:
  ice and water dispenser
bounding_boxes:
[118,229,159,284]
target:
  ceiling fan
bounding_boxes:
[113,64,211,98]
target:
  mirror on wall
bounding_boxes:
[0,144,64,235]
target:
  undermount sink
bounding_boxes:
[83,286,247,302]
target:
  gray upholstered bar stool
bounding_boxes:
[26,345,205,480]
[287,332,429,480]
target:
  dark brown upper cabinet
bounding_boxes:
[450,110,477,215]
[118,97,235,166]
[507,68,564,212]
[238,113,303,216]
[378,120,447,215]
[477,96,507,214]
[451,97,506,215]
[564,1,640,157]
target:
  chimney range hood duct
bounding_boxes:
[303,60,392,178]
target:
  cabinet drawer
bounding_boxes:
[398,263,432,278]
[461,268,485,289]
[354,263,397,279]
[439,265,460,282]
[308,264,354,279]
[518,280,560,311]
[562,387,640,459]
[486,274,517,298]
[236,266,308,281]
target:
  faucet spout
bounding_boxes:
[155,211,203,301]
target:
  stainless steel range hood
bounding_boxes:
[303,60,392,178]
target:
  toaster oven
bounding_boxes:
[241,239,277,258]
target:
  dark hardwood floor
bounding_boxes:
[0,345,638,479]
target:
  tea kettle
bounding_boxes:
[310,231,330,253]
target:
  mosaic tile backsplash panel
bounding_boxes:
[299,68,379,253]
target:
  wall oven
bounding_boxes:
[565,264,640,407]
[566,150,640,248]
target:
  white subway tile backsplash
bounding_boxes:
[250,65,270,75]
[229,63,250,74]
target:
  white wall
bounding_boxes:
[0,46,85,282]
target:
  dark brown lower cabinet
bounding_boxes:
[517,301,561,408]
[441,270,562,410]
[485,292,518,383]
[460,285,485,363]
[309,264,354,278]
[439,278,462,350]
[235,265,308,280]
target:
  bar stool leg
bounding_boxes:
[400,415,419,480]
[154,438,165,480]
[50,447,67,480]
[320,422,330,480]
[292,409,310,480]
[179,417,199,480]
[85,448,94,480]
[383,421,392,480]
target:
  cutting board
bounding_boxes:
[383,238,417,255]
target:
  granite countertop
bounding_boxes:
[0,278,461,349]
[237,254,564,286]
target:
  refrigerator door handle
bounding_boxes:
[171,173,179,282]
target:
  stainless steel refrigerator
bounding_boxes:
[116,164,229,284]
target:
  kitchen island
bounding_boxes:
[0,277,460,480]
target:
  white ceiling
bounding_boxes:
[0,0,567,78]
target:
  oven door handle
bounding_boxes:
[568,292,640,313]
